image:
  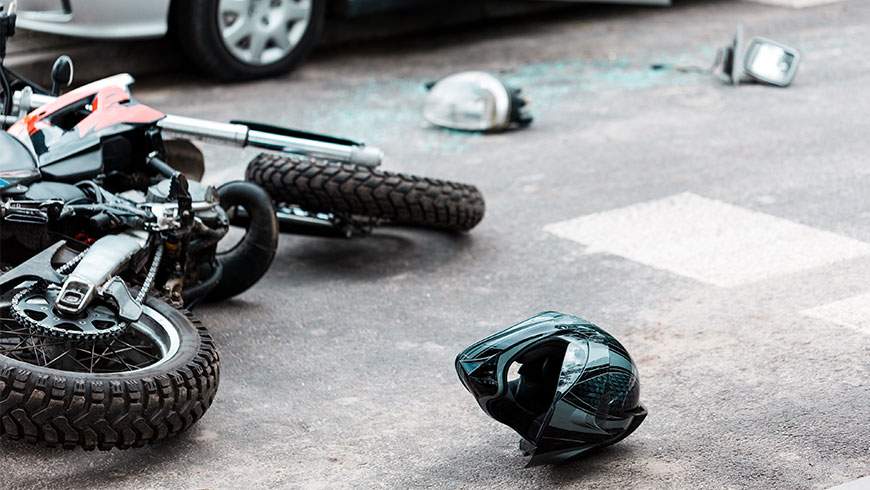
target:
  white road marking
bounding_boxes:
[802,294,870,336]
[544,192,870,287]
[744,0,847,8]
[826,476,870,490]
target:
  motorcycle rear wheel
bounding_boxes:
[0,296,219,450]
[245,153,486,232]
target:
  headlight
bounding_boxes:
[423,71,532,132]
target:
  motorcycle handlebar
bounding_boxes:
[9,88,384,168]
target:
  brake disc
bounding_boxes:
[11,284,128,340]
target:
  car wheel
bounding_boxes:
[172,0,326,81]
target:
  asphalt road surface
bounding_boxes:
[2,0,869,488]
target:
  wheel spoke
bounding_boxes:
[0,329,57,338]
[44,348,75,368]
[117,338,161,361]
[76,348,129,367]
[29,332,48,366]
[67,355,93,372]
[9,335,29,351]
[0,341,68,354]
[102,339,136,371]
[219,0,250,16]
[0,299,168,374]
[271,31,291,51]
[89,341,97,373]
[248,30,270,62]
[223,15,254,46]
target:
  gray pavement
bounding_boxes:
[2,0,869,488]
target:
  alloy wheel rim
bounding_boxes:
[218,0,312,66]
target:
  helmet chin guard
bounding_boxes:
[456,311,647,467]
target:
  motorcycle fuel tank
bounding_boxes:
[0,131,38,189]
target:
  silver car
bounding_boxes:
[12,0,669,80]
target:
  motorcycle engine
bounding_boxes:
[0,182,83,260]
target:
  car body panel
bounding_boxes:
[340,0,670,16]
[11,0,669,39]
[538,0,670,4]
[15,0,171,39]
[338,0,438,17]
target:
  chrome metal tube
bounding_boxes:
[159,115,383,166]
[11,83,384,167]
[247,129,383,167]
[157,115,249,146]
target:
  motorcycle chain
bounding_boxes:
[10,283,128,341]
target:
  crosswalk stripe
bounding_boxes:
[802,294,870,336]
[544,192,870,287]
[826,476,870,489]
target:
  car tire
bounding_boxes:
[171,0,326,81]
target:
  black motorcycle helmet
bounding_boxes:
[456,311,647,466]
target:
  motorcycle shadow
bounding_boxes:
[270,228,477,282]
[0,432,210,486]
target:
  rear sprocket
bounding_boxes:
[10,283,128,340]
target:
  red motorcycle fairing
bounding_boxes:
[7,75,165,163]
[75,85,165,136]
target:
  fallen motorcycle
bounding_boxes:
[0,1,484,450]
[0,5,279,449]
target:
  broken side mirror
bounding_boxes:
[714,26,800,87]
[743,37,800,87]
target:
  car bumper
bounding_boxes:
[14,0,171,39]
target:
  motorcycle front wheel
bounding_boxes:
[0,296,220,450]
[246,153,486,232]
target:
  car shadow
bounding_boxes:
[318,0,732,57]
[136,0,735,89]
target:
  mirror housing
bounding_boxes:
[50,55,74,96]
[714,26,800,88]
[423,71,532,132]
[743,38,800,87]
